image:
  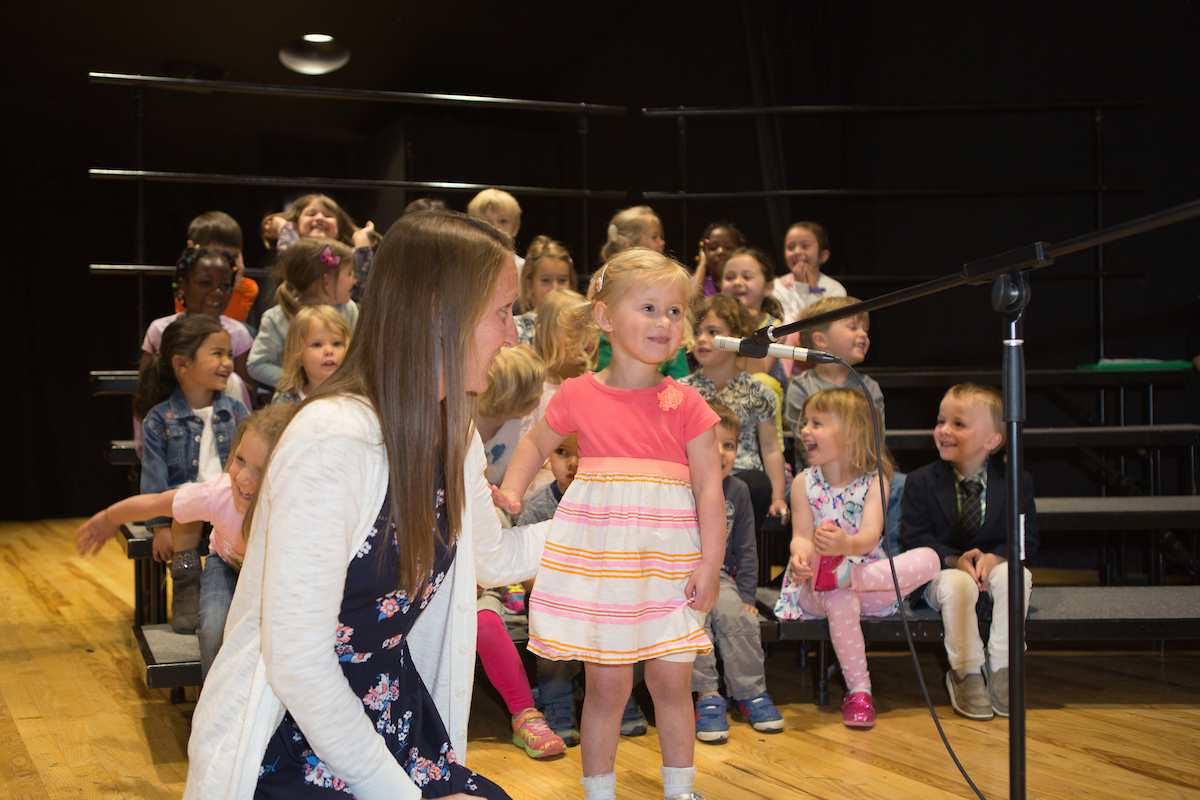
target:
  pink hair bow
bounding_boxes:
[320,245,341,269]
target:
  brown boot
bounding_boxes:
[170,549,202,634]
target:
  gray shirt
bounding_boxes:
[784,368,885,470]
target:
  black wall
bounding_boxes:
[8,1,1199,519]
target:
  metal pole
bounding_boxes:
[578,114,589,277]
[135,87,146,340]
[677,112,688,263]
[1094,106,1107,429]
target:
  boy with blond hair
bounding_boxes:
[899,383,1039,721]
[468,188,525,276]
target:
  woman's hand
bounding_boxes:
[685,561,720,613]
[151,526,173,562]
[812,520,850,556]
[489,485,522,516]
[74,510,119,557]
[352,221,376,248]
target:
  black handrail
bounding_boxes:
[641,99,1142,117]
[644,185,1140,201]
[88,169,626,200]
[90,72,627,116]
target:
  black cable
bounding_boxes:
[835,357,987,800]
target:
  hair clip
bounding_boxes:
[607,224,619,243]
[319,245,341,269]
[596,264,609,292]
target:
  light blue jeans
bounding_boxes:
[197,554,239,683]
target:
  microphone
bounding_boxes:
[713,335,840,364]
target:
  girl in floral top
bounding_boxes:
[775,389,940,729]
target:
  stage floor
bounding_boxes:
[3,518,1198,799]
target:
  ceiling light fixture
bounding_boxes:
[279,34,350,75]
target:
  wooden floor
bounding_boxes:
[3,519,1199,800]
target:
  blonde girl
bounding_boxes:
[496,248,723,800]
[533,288,598,420]
[514,236,577,343]
[776,221,847,323]
[76,404,297,680]
[477,344,547,486]
[273,305,352,403]
[774,389,940,728]
[247,237,358,389]
[262,192,380,301]
[600,204,664,261]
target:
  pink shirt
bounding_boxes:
[545,374,718,465]
[142,313,254,357]
[172,473,246,570]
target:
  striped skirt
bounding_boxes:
[527,457,712,664]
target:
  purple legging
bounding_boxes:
[477,610,536,714]
[798,548,941,692]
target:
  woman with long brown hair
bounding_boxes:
[185,211,549,800]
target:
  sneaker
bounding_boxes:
[987,662,1009,718]
[620,696,648,736]
[511,708,565,758]
[542,700,580,747]
[946,669,994,721]
[735,692,785,733]
[498,584,527,614]
[694,695,729,743]
[841,691,875,728]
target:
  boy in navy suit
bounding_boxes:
[899,383,1038,721]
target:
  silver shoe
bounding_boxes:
[666,794,706,800]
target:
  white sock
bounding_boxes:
[988,654,1008,673]
[661,765,696,798]
[580,772,617,800]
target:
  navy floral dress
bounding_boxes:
[256,468,509,798]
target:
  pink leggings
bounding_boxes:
[798,548,941,692]
[477,610,536,715]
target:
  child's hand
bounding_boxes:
[742,602,758,617]
[976,552,1005,588]
[955,548,985,589]
[151,527,174,562]
[788,539,814,582]
[263,216,287,240]
[685,562,720,613]
[352,221,376,249]
[74,510,119,557]
[812,520,850,556]
[769,498,789,519]
[489,485,522,516]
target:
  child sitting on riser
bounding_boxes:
[898,383,1039,721]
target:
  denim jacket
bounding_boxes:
[140,386,247,528]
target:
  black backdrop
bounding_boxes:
[8,0,1199,520]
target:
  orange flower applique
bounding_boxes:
[658,384,684,412]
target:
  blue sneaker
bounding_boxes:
[620,696,648,736]
[694,694,729,743]
[735,692,784,732]
[542,700,580,747]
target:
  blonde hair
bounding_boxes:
[467,189,522,224]
[520,235,577,311]
[799,296,869,348]
[572,248,694,352]
[535,289,598,376]
[275,305,353,396]
[601,205,662,261]
[944,383,1005,452]
[691,293,756,340]
[802,388,894,481]
[272,237,355,320]
[249,210,515,598]
[234,403,300,541]
[477,345,546,418]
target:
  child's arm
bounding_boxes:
[812,475,889,558]
[247,313,286,387]
[788,488,815,582]
[684,427,724,614]
[728,482,760,613]
[494,418,566,516]
[690,249,709,297]
[757,417,788,517]
[74,489,179,557]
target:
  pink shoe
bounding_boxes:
[841,691,875,728]
[511,708,566,758]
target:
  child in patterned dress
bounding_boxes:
[494,248,723,800]
[774,388,940,728]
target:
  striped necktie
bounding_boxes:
[960,479,983,533]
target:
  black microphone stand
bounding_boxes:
[746,197,1200,800]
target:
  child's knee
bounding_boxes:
[987,563,1032,597]
[935,569,979,606]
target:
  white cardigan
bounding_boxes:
[184,395,550,800]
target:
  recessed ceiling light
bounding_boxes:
[279,35,350,75]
